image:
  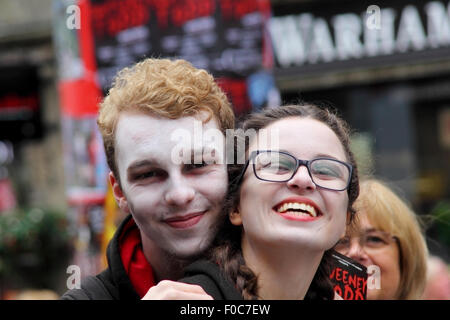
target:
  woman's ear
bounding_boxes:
[229,206,243,226]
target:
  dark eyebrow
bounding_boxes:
[363,228,381,233]
[127,159,158,173]
[314,153,342,161]
[189,147,220,164]
[276,150,341,161]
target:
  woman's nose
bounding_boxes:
[286,165,316,191]
[346,239,370,264]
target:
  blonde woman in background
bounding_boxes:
[334,179,428,300]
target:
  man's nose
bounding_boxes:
[286,165,316,191]
[164,175,195,206]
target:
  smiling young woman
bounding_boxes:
[180,103,360,300]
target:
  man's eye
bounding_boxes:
[135,170,164,180]
[136,172,155,179]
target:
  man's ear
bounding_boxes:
[229,206,243,226]
[109,171,130,213]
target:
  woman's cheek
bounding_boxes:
[325,192,349,246]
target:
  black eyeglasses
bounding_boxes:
[334,230,398,254]
[237,150,353,191]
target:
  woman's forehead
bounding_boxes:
[248,117,347,160]
[353,209,394,235]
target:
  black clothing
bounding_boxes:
[180,260,243,300]
[61,215,243,300]
[61,215,140,300]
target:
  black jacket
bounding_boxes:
[180,260,243,300]
[61,215,140,300]
[61,215,242,300]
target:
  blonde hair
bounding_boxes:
[97,58,235,180]
[354,179,428,299]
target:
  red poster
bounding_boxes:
[55,0,102,118]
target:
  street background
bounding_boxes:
[0,0,448,299]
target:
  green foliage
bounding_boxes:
[0,208,73,290]
[430,201,450,247]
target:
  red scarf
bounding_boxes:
[119,218,155,298]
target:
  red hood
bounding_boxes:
[119,217,154,298]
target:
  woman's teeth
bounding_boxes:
[276,202,317,217]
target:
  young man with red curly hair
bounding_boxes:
[62,58,235,300]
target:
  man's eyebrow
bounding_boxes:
[189,148,207,164]
[127,159,157,172]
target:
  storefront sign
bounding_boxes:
[269,0,450,69]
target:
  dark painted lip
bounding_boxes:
[164,211,206,229]
[164,211,206,223]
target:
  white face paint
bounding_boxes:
[235,117,349,252]
[114,111,227,259]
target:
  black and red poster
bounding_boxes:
[329,250,368,300]
[89,0,272,115]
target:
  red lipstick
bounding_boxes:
[273,197,322,222]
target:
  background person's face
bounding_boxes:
[113,111,227,259]
[234,118,349,253]
[336,214,402,300]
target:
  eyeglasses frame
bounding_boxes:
[236,150,353,191]
[335,230,399,254]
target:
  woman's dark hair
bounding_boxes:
[208,103,360,300]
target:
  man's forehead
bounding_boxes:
[118,111,185,131]
[116,110,219,133]
[115,111,223,167]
